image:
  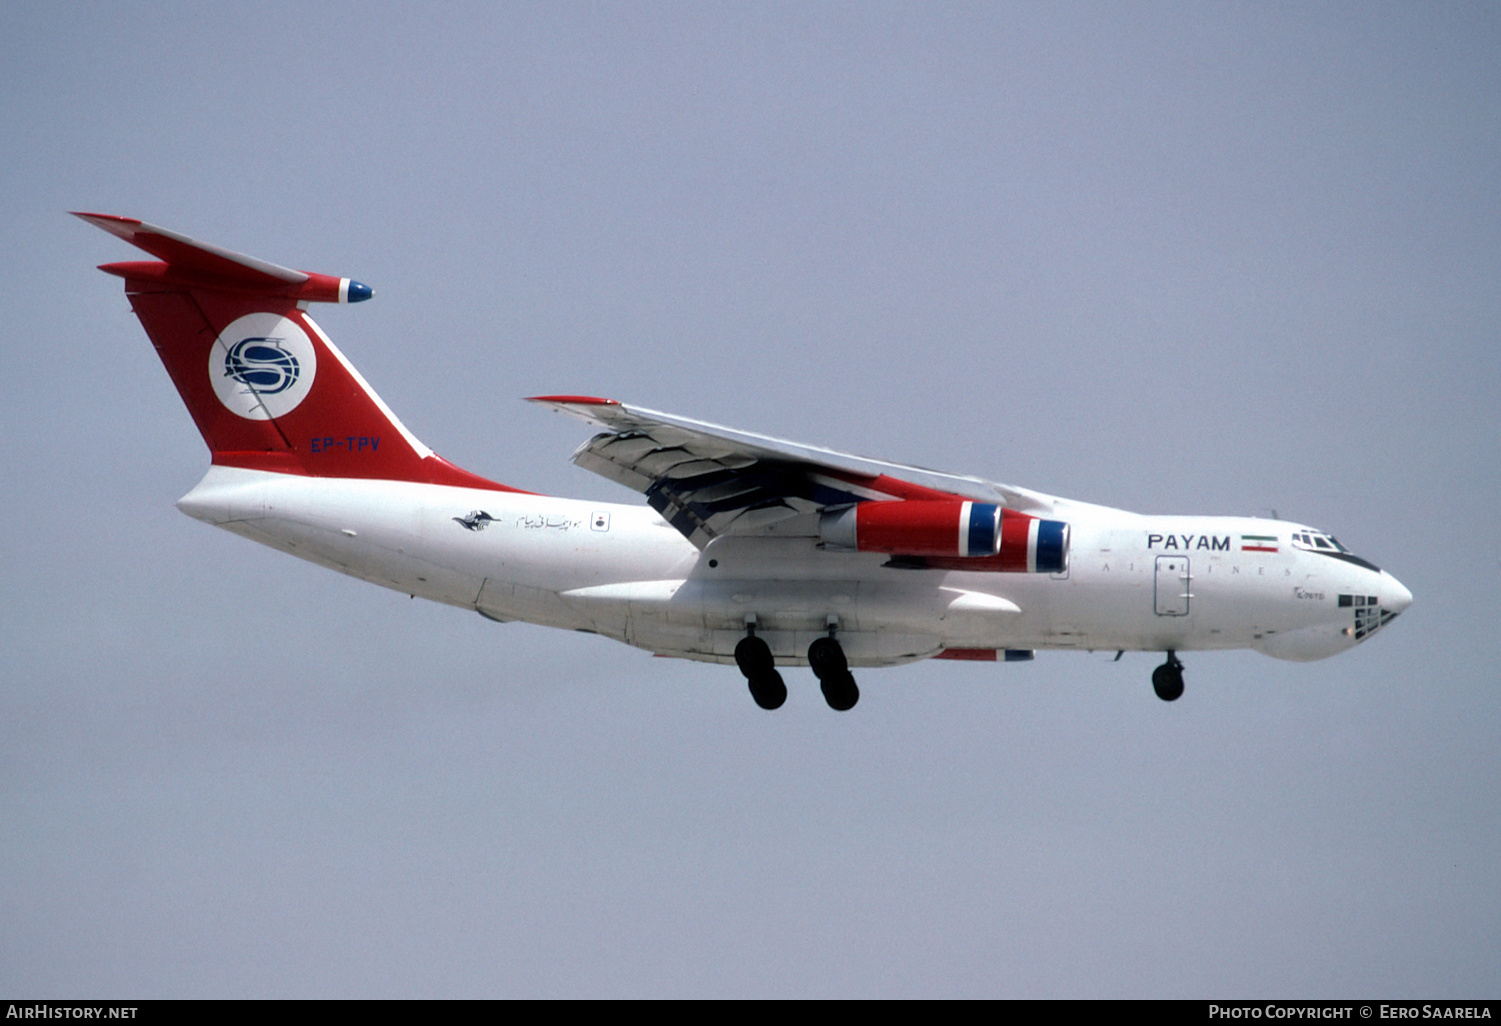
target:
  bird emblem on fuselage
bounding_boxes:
[453,510,495,531]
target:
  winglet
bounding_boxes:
[73,212,373,304]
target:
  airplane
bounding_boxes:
[77,212,1413,711]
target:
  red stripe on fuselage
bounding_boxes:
[933,648,998,661]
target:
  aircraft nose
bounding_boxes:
[1383,573,1413,615]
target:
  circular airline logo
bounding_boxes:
[209,313,317,419]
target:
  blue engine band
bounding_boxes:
[1035,520,1067,573]
[967,503,999,557]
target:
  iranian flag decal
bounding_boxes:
[1241,534,1279,553]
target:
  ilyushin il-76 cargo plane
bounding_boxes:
[79,213,1412,710]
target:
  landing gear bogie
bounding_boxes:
[808,629,858,711]
[734,621,861,711]
[735,630,787,710]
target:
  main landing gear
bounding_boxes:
[735,625,787,710]
[1152,651,1185,702]
[735,621,859,711]
[808,627,859,712]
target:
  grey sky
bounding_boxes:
[2,2,1497,997]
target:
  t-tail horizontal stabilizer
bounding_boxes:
[74,212,373,303]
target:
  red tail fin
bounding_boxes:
[77,214,519,491]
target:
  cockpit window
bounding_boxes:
[1291,528,1381,571]
[1293,529,1345,553]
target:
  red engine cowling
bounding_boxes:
[818,500,1069,572]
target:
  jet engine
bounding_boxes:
[818,500,1069,572]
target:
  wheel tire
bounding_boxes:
[821,670,859,712]
[749,670,787,710]
[807,636,848,678]
[1151,663,1184,702]
[735,635,775,677]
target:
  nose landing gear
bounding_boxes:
[1152,651,1185,702]
[735,624,786,711]
[809,626,859,712]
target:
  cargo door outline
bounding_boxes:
[1154,555,1191,616]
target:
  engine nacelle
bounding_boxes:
[818,500,1069,572]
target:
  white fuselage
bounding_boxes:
[179,466,1411,667]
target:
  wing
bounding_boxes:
[529,395,1055,548]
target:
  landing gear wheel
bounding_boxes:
[807,636,848,677]
[748,671,788,710]
[735,635,775,677]
[736,632,784,710]
[820,670,859,712]
[1151,654,1184,702]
